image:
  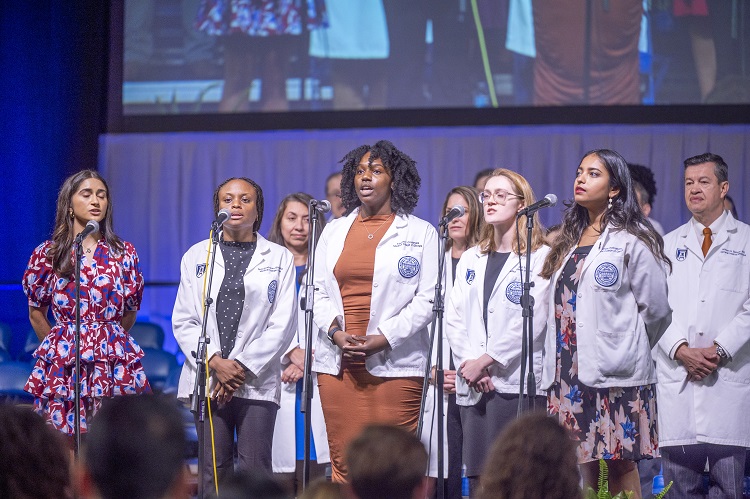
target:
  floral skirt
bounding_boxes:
[24,322,151,435]
[548,380,658,464]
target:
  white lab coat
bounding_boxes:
[446,245,551,405]
[657,214,750,448]
[421,252,455,477]
[541,225,671,389]
[272,286,330,472]
[311,209,439,377]
[173,234,297,405]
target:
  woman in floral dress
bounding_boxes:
[540,150,672,497]
[23,170,150,439]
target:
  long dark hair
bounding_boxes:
[339,140,421,216]
[541,149,670,279]
[50,170,123,277]
[441,186,484,251]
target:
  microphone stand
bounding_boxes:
[191,224,221,499]
[73,234,85,457]
[301,200,323,491]
[417,222,448,499]
[516,210,537,415]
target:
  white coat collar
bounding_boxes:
[212,232,270,273]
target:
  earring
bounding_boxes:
[69,209,74,219]
[608,197,613,209]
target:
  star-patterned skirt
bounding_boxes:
[546,246,658,464]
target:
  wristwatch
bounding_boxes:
[715,342,729,360]
[327,326,342,345]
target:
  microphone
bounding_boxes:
[212,209,231,228]
[517,194,557,217]
[439,205,466,227]
[310,199,332,214]
[75,220,99,242]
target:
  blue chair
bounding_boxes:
[129,321,166,350]
[0,322,12,352]
[140,347,179,393]
[0,361,34,404]
[16,329,40,363]
[162,364,183,396]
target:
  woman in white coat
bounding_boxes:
[312,140,438,482]
[422,186,484,499]
[540,150,672,498]
[267,192,330,493]
[445,169,550,496]
[172,177,297,493]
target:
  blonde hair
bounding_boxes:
[477,168,546,255]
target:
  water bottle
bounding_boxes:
[461,465,469,498]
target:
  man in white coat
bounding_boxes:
[657,152,750,498]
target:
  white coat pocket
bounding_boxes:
[595,330,637,377]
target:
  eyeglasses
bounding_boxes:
[479,189,524,205]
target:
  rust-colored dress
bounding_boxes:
[317,214,424,482]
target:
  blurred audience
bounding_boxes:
[346,424,431,499]
[79,395,189,499]
[0,405,72,499]
[478,413,581,499]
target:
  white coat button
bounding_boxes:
[480,343,485,348]
[237,332,243,338]
[578,293,583,298]
[578,323,583,328]
[373,282,378,287]
[371,311,376,317]
[489,308,494,313]
[698,331,704,336]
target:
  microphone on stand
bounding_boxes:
[310,199,332,213]
[439,205,466,227]
[212,209,231,229]
[517,194,557,217]
[75,220,99,243]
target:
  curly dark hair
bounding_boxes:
[541,149,671,279]
[339,140,421,215]
[479,412,581,499]
[213,177,265,233]
[627,163,658,206]
[0,405,72,499]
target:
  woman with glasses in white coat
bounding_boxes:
[445,169,550,496]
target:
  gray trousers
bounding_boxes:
[661,444,746,499]
[194,397,278,493]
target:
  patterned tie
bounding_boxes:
[701,227,712,256]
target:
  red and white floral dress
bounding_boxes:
[22,239,151,435]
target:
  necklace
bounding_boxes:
[359,212,394,240]
[82,240,98,254]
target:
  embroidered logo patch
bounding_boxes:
[267,280,278,304]
[398,256,420,278]
[466,269,476,285]
[195,264,206,278]
[676,248,688,261]
[505,281,522,304]
[594,262,619,287]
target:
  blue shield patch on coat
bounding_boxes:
[267,280,278,304]
[505,281,522,304]
[398,256,420,278]
[196,263,206,278]
[466,269,476,284]
[676,248,688,261]
[594,262,619,287]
